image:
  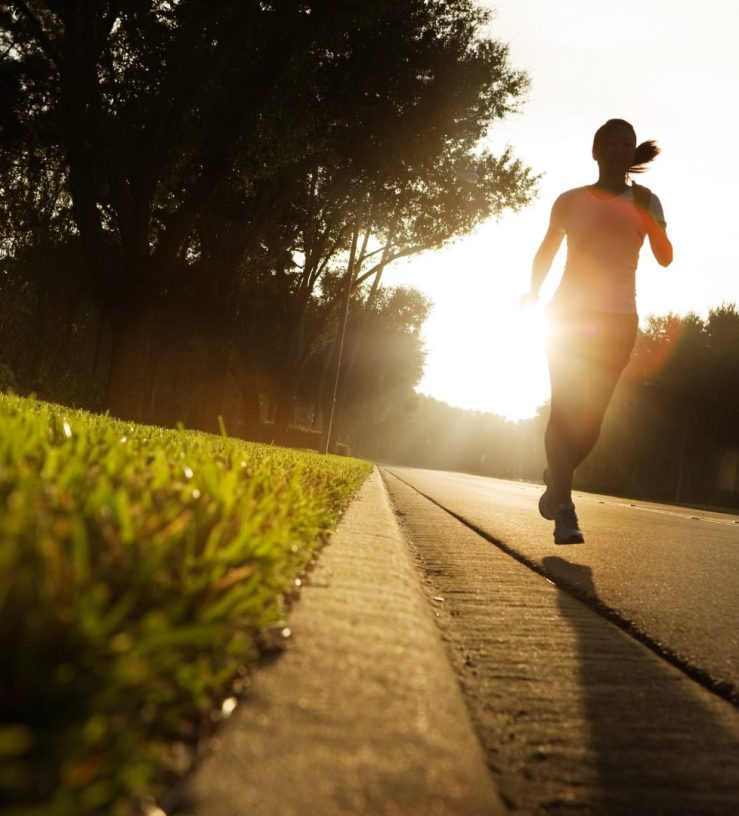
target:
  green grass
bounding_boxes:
[0,393,372,815]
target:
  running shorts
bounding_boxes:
[545,306,638,372]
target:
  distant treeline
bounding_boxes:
[366,306,739,509]
[0,1,535,448]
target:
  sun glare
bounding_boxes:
[418,297,551,422]
[383,218,556,423]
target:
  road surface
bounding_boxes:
[381,466,739,816]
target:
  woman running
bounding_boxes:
[523,118,673,543]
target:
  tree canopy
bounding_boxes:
[1,1,536,440]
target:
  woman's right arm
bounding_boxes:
[524,199,566,305]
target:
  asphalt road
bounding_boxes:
[381,466,739,815]
[383,466,739,700]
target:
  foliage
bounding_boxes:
[1,0,536,431]
[327,285,432,452]
[0,393,371,815]
[587,303,739,504]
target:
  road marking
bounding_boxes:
[573,495,739,527]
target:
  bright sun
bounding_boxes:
[418,299,551,421]
[386,216,557,422]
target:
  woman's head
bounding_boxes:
[592,119,659,174]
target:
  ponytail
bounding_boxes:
[629,140,660,174]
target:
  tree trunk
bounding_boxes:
[231,360,263,441]
[272,379,296,438]
[105,298,157,422]
[197,325,230,434]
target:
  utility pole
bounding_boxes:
[324,218,360,455]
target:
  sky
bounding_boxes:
[382,0,739,420]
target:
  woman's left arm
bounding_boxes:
[633,183,673,267]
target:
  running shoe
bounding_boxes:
[553,502,585,544]
[538,468,555,520]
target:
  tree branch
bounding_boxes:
[353,240,446,287]
[307,224,350,291]
[12,0,60,68]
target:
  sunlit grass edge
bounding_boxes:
[0,393,372,815]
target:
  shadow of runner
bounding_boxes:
[541,556,739,816]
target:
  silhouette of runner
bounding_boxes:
[523,119,673,543]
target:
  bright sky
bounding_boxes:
[382,0,739,420]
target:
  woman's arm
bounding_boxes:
[524,200,566,305]
[633,183,673,267]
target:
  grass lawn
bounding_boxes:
[0,393,372,815]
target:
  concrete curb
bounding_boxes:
[183,467,504,815]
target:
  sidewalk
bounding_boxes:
[182,468,505,816]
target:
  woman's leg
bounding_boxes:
[541,312,636,545]
[572,313,638,468]
[544,311,636,505]
[571,364,624,469]
[544,411,576,505]
[545,353,585,505]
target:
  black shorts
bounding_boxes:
[545,307,638,373]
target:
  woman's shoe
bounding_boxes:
[553,502,585,544]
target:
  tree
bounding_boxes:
[294,284,431,454]
[2,1,536,431]
[233,0,536,431]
